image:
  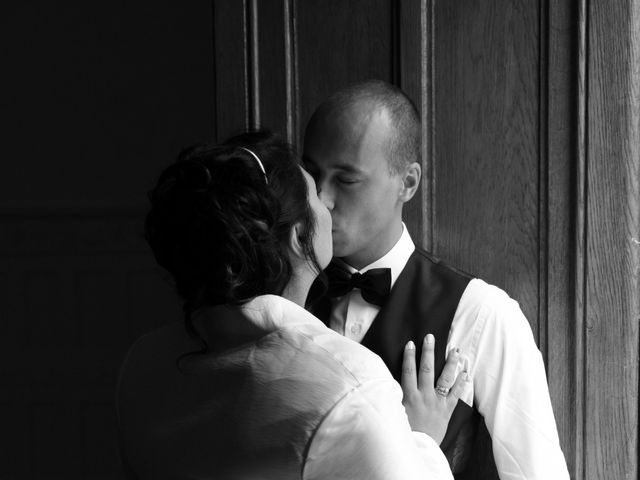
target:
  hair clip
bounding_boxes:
[238,147,268,184]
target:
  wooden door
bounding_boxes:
[212,0,640,478]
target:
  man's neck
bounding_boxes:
[341,221,404,270]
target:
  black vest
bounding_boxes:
[308,248,499,479]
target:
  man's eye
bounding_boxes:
[338,177,358,185]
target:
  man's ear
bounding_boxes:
[399,162,421,203]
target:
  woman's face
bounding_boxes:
[301,167,333,269]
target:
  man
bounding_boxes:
[303,80,569,479]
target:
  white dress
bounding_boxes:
[116,294,453,479]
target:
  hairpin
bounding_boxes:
[238,147,268,184]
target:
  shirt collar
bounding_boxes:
[334,223,416,289]
[198,294,324,335]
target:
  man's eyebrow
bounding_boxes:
[333,164,362,174]
[301,155,365,177]
[303,157,362,174]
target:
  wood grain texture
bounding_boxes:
[433,0,540,331]
[544,0,580,476]
[296,0,394,131]
[584,0,640,477]
[399,0,431,249]
[574,1,588,477]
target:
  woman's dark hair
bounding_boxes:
[145,130,320,344]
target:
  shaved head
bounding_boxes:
[303,80,423,268]
[305,79,421,173]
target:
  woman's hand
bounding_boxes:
[401,333,469,444]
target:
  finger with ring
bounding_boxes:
[435,385,451,396]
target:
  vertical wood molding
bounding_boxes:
[247,0,260,129]
[538,0,550,363]
[284,0,299,146]
[398,0,432,249]
[255,0,290,138]
[423,0,435,253]
[545,0,581,476]
[213,0,249,139]
[574,1,587,477]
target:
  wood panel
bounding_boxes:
[583,0,640,477]
[296,0,395,133]
[433,0,541,332]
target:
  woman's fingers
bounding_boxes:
[435,346,460,392]
[418,334,435,390]
[447,369,470,403]
[401,340,418,393]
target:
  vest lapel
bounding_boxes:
[361,251,453,380]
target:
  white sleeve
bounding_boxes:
[454,281,569,480]
[303,377,453,480]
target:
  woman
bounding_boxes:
[116,131,466,479]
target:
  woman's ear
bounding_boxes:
[288,223,305,261]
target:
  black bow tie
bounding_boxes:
[325,263,391,307]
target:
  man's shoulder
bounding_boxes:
[403,248,476,298]
[465,278,528,312]
[410,247,476,280]
[456,279,533,338]
[403,250,525,323]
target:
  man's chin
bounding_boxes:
[331,242,356,262]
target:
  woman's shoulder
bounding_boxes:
[117,322,194,385]
[243,294,394,388]
[277,321,393,387]
[125,322,190,359]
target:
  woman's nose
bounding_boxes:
[318,186,335,210]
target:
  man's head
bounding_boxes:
[303,80,422,269]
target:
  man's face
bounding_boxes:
[303,106,404,269]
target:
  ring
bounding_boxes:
[435,385,450,397]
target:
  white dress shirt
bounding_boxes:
[117,294,453,480]
[328,225,570,480]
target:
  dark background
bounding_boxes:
[0,2,212,478]
[1,1,638,478]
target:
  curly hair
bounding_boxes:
[145,131,320,347]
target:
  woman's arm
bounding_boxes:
[302,376,455,480]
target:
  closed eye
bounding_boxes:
[338,177,359,185]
